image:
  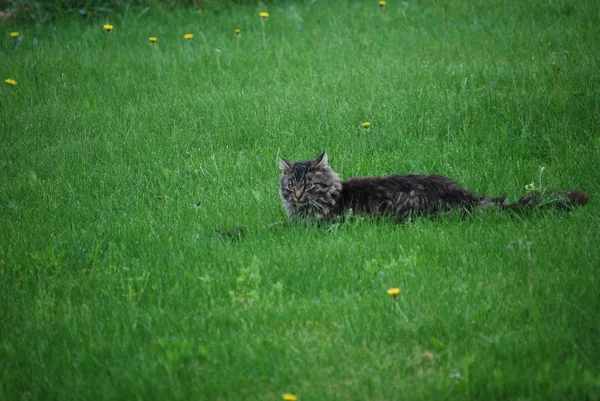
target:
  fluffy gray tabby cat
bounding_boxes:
[279,152,590,222]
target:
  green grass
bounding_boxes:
[1,1,600,400]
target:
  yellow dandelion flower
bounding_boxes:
[259,12,270,47]
[362,122,371,128]
[10,32,20,38]
[387,288,400,299]
[184,33,194,40]
[379,1,387,6]
[5,78,18,86]
[103,24,114,32]
[149,37,157,43]
[282,394,297,401]
[235,28,241,36]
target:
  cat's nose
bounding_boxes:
[294,190,303,200]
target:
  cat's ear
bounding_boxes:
[279,157,293,172]
[313,151,328,168]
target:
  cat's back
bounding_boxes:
[340,173,473,217]
[343,173,458,193]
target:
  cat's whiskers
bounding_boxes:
[309,199,324,212]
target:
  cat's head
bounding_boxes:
[279,151,342,220]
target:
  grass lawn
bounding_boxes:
[1,1,599,400]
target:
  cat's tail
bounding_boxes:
[477,190,590,211]
[506,190,590,211]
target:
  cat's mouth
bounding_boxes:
[293,199,326,215]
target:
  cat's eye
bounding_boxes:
[306,184,316,190]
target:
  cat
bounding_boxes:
[279,151,590,222]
